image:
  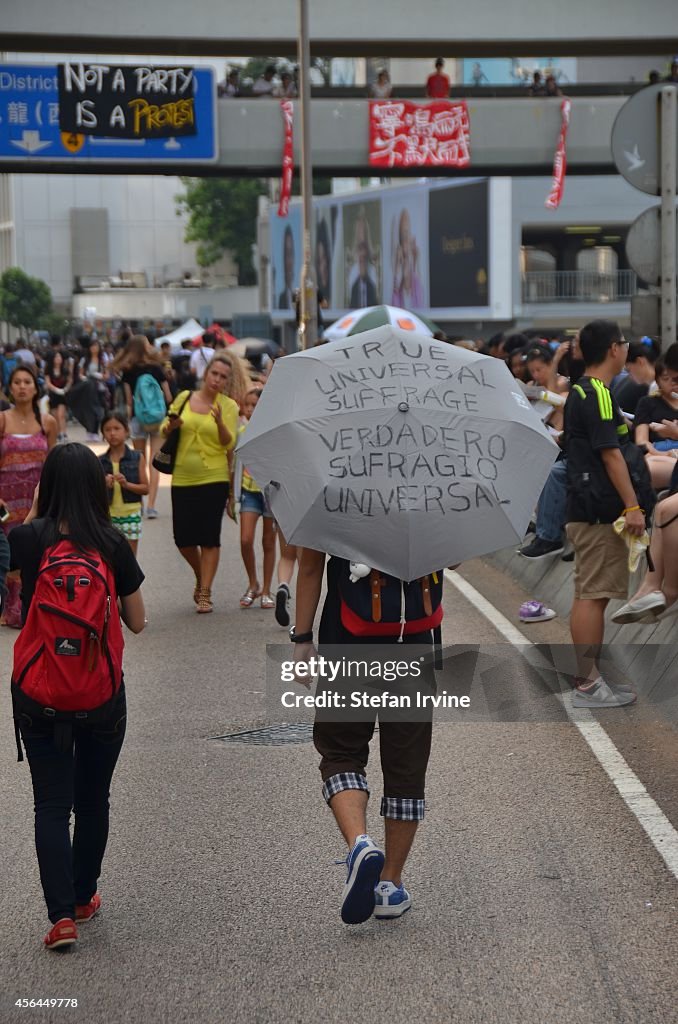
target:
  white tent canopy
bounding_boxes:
[155,318,203,353]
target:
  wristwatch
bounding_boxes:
[289,627,314,643]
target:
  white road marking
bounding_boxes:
[445,569,678,881]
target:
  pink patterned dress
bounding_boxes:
[0,430,49,627]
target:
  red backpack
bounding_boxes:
[12,530,124,758]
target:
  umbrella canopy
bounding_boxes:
[237,325,558,580]
[324,305,440,342]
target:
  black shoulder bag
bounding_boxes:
[152,392,191,475]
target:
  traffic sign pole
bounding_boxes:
[661,86,677,347]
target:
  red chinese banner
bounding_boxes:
[278,101,294,218]
[369,100,471,169]
[545,98,572,210]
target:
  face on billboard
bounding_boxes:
[428,182,489,308]
[382,190,429,311]
[315,207,338,306]
[343,200,381,309]
[271,206,302,311]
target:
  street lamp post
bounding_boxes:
[297,0,318,350]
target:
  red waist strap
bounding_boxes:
[340,598,443,637]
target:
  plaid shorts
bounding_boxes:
[111,510,143,542]
[314,718,432,821]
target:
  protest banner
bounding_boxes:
[369,100,471,169]
[278,101,294,218]
[57,62,197,139]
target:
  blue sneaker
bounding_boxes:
[373,880,412,919]
[340,835,385,924]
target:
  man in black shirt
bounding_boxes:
[564,320,645,708]
[611,338,660,416]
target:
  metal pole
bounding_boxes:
[297,0,317,350]
[660,85,677,347]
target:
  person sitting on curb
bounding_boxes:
[564,320,648,709]
[612,489,678,624]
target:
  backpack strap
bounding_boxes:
[421,576,433,617]
[370,569,383,623]
[14,719,23,762]
[31,517,53,554]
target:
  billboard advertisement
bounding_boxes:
[428,182,489,308]
[342,199,382,309]
[270,205,302,312]
[270,178,498,318]
[381,188,429,310]
[314,204,341,308]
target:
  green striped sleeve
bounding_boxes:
[591,378,613,421]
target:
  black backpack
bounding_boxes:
[337,560,443,640]
[622,442,656,528]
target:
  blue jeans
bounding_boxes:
[19,689,126,923]
[536,458,568,543]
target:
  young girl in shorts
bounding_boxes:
[99,413,149,555]
[235,387,277,609]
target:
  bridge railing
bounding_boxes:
[521,269,638,303]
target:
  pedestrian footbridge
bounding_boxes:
[1,96,624,177]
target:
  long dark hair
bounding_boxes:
[8,364,43,432]
[112,334,163,373]
[36,443,119,563]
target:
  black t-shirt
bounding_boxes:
[9,520,144,624]
[564,376,631,523]
[122,364,166,398]
[611,376,649,417]
[634,395,678,441]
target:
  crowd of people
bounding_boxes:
[0,327,295,629]
[2,312,676,949]
[215,55,678,104]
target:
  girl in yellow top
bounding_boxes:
[235,387,277,610]
[162,358,239,614]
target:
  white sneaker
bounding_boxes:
[374,881,412,919]
[611,591,666,624]
[571,677,636,708]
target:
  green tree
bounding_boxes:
[177,176,333,285]
[177,178,269,285]
[0,267,52,335]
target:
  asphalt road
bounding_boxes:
[1,446,677,1024]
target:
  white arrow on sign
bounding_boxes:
[624,144,645,172]
[10,130,52,154]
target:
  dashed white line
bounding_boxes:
[445,568,678,882]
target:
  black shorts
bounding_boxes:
[171,482,229,548]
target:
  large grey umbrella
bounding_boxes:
[237,325,558,580]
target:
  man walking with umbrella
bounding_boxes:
[291,548,443,923]
[237,323,557,923]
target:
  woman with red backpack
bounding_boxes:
[9,443,145,951]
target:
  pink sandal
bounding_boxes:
[260,593,275,609]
